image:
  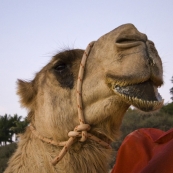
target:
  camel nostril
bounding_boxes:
[115,38,142,49]
[116,38,138,44]
[114,24,148,49]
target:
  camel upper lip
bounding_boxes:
[113,80,164,111]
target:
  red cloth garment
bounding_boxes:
[111,128,173,173]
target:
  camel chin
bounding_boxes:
[113,80,163,112]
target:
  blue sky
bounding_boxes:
[0,1,173,117]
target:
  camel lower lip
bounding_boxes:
[113,81,164,111]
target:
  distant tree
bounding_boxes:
[0,114,28,145]
[161,102,173,115]
[170,76,173,102]
[11,117,28,141]
[8,114,22,142]
[0,114,13,145]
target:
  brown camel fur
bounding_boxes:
[5,24,163,173]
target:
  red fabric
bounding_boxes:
[111,128,173,173]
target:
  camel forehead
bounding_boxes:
[34,49,84,89]
[36,49,83,75]
[51,49,84,64]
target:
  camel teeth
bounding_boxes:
[147,101,150,106]
[139,99,143,104]
[154,101,158,105]
[140,100,143,106]
[142,101,145,106]
[114,90,163,111]
[133,95,159,105]
[134,97,138,101]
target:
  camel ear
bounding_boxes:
[17,79,35,108]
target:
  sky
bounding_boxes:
[0,1,173,118]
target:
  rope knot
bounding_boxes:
[68,124,91,142]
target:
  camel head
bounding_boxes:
[16,23,163,171]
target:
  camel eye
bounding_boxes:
[54,63,67,72]
[53,61,74,89]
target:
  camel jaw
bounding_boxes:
[113,80,163,112]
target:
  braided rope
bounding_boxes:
[76,41,95,142]
[30,41,111,166]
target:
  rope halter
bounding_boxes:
[30,41,112,166]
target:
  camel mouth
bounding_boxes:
[113,80,164,112]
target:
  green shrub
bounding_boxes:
[0,143,17,173]
[161,102,173,115]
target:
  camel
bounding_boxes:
[5,24,164,173]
